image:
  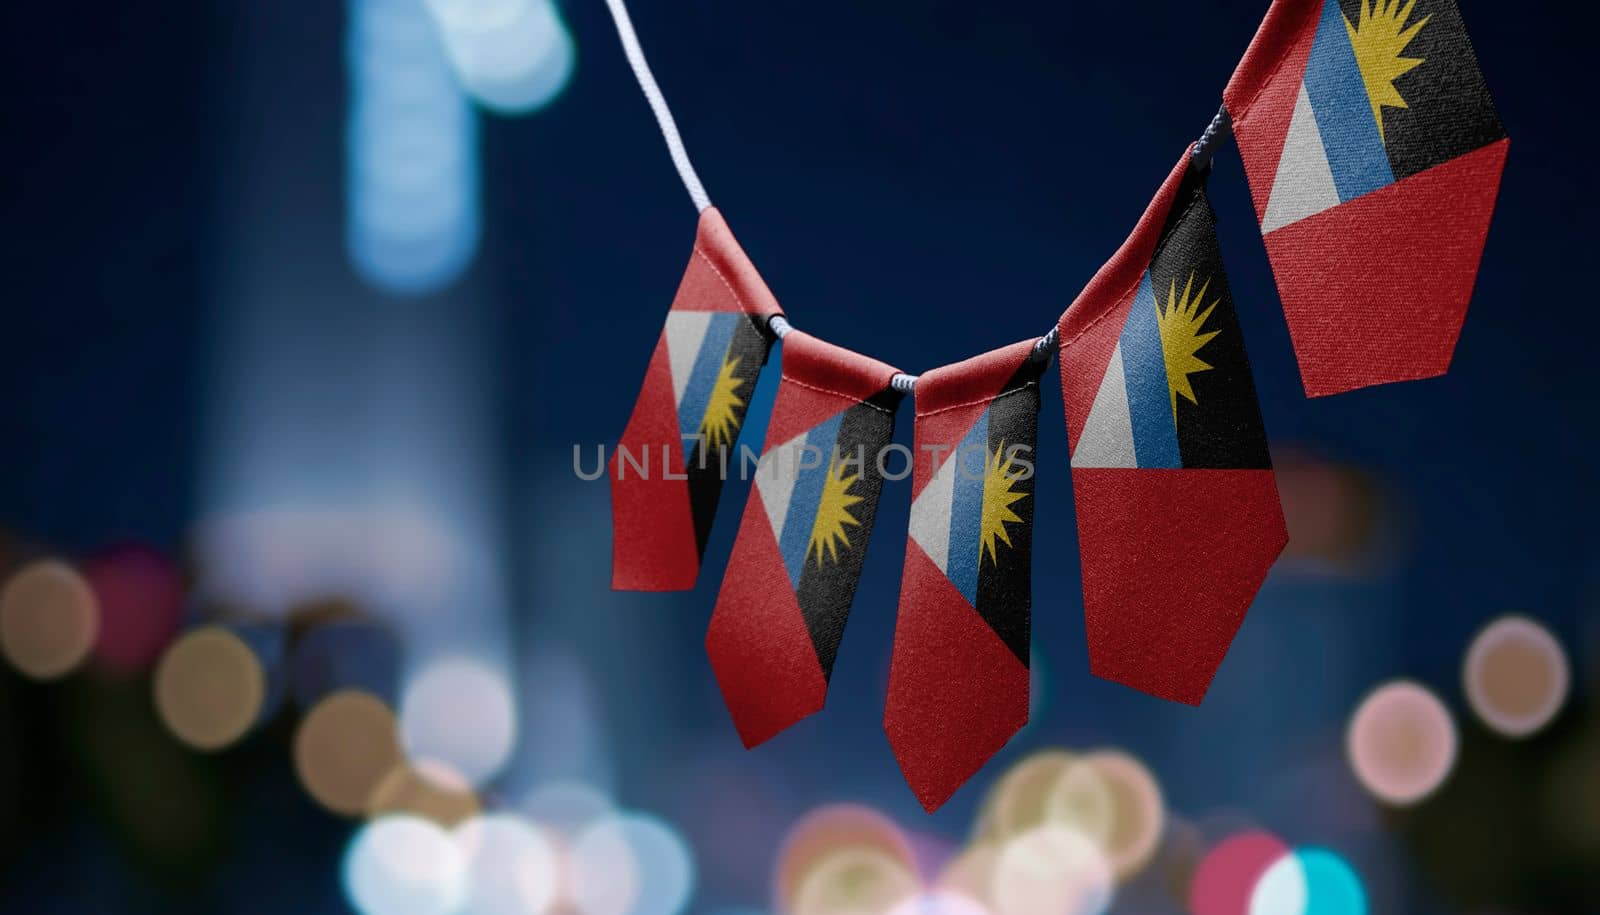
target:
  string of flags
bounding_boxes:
[603,0,1507,811]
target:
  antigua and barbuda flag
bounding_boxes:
[1224,0,1507,396]
[611,207,783,591]
[1059,152,1287,705]
[885,340,1042,811]
[706,331,902,747]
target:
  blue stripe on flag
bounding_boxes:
[1120,274,1182,469]
[777,413,843,587]
[678,313,742,456]
[946,410,988,605]
[1304,0,1394,202]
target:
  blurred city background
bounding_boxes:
[0,1,1593,914]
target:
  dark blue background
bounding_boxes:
[1,1,1594,912]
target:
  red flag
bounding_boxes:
[1224,0,1507,396]
[706,332,902,747]
[1059,152,1286,704]
[611,207,783,591]
[885,341,1042,812]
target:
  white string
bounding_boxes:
[603,3,1234,391]
[768,316,1056,393]
[603,0,712,212]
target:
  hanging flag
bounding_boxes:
[706,332,902,747]
[885,340,1042,811]
[611,207,783,591]
[1059,152,1287,705]
[1224,0,1507,396]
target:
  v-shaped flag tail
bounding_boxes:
[706,333,903,746]
[1059,153,1287,705]
[611,208,783,591]
[886,341,1042,812]
[1224,0,1507,396]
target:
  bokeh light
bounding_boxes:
[615,814,695,915]
[1463,615,1570,738]
[1190,831,1290,915]
[1274,453,1386,573]
[400,656,516,786]
[368,757,483,826]
[1043,757,1115,850]
[1248,851,1307,915]
[1251,848,1367,915]
[935,842,1000,905]
[154,626,268,751]
[777,804,915,912]
[0,558,98,679]
[790,846,921,915]
[1346,681,1457,806]
[1069,751,1165,881]
[454,813,561,915]
[194,510,462,623]
[1298,849,1366,915]
[521,780,614,838]
[295,688,405,816]
[975,748,1161,889]
[570,813,695,915]
[344,814,468,915]
[424,0,576,114]
[990,825,1114,915]
[976,750,1078,841]
[83,544,184,674]
[888,890,992,915]
[347,0,480,294]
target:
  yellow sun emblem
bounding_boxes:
[699,355,746,450]
[1345,0,1430,143]
[980,442,1029,567]
[807,452,863,567]
[1154,272,1221,421]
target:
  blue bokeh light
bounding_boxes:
[1298,848,1367,915]
[1250,846,1367,915]
[425,0,576,114]
[347,0,480,295]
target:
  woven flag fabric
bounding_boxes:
[1059,152,1287,705]
[1225,0,1507,396]
[706,332,902,747]
[885,340,1042,812]
[611,207,783,591]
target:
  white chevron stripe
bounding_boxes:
[663,311,713,406]
[1072,343,1137,469]
[908,446,958,574]
[756,429,811,547]
[1261,83,1341,234]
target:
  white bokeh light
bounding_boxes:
[888,890,993,915]
[344,815,468,915]
[455,813,561,915]
[990,825,1113,915]
[1248,851,1307,915]
[570,813,695,915]
[401,657,517,786]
